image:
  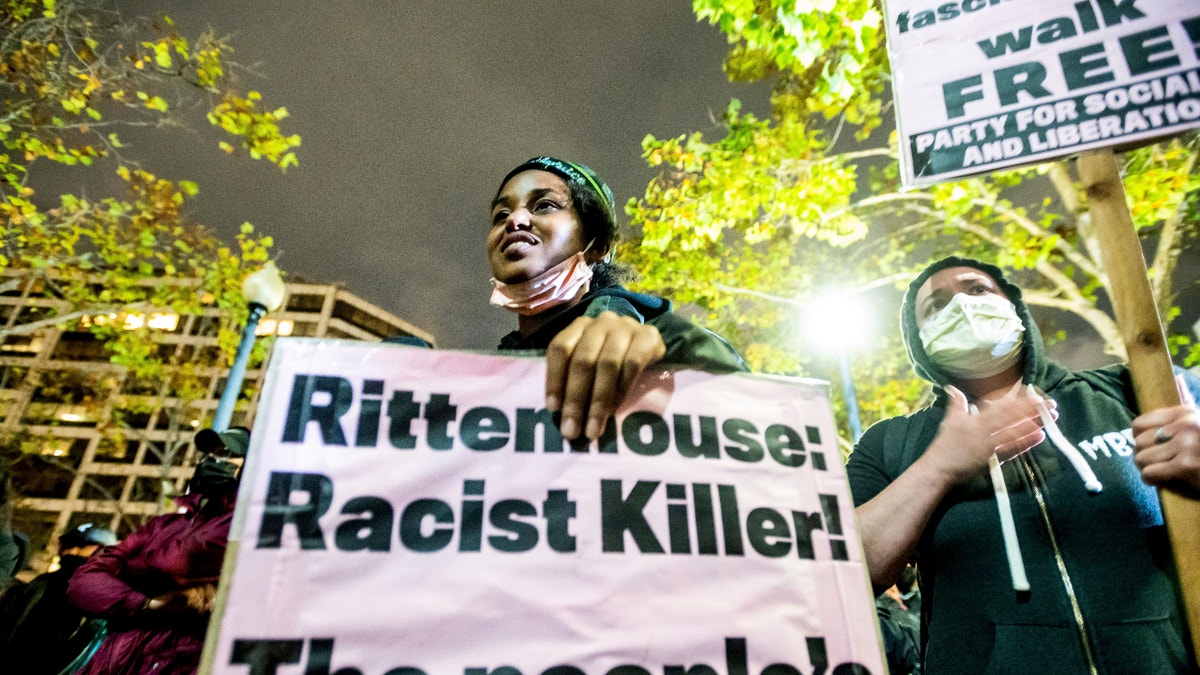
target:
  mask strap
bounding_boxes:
[581,238,615,265]
[581,237,615,265]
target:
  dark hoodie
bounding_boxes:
[847,257,1197,674]
[0,554,99,675]
[497,285,748,374]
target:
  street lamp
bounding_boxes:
[803,292,875,442]
[212,262,286,432]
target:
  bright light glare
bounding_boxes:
[255,319,294,337]
[147,313,179,331]
[41,440,71,457]
[803,292,876,354]
[83,312,178,331]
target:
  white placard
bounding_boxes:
[884,0,1200,186]
[205,339,883,675]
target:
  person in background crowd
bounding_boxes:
[877,602,921,675]
[0,523,118,674]
[488,156,747,440]
[0,457,21,585]
[876,564,921,674]
[877,564,921,633]
[66,426,250,675]
[847,256,1200,674]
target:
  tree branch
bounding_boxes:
[0,302,148,340]
[820,191,935,224]
[1150,150,1197,314]
[715,272,914,306]
[1022,288,1126,358]
[1046,161,1081,214]
[969,196,1102,281]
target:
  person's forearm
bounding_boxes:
[66,546,149,617]
[856,454,954,589]
[68,569,149,616]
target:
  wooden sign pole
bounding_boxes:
[1078,149,1200,664]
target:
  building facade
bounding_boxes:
[2,280,434,573]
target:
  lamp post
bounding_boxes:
[212,262,286,432]
[836,350,863,441]
[803,292,874,442]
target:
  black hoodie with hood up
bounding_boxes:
[847,257,1197,674]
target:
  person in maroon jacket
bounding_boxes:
[66,427,249,675]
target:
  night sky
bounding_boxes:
[34,3,1194,366]
[90,1,773,349]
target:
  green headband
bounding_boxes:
[556,159,613,212]
[498,156,616,213]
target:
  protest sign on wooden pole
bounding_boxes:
[883,0,1200,187]
[1078,148,1200,661]
[876,0,1200,664]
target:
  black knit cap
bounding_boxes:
[900,256,1043,388]
[195,426,251,457]
[495,157,618,255]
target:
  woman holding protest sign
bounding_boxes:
[846,256,1200,674]
[488,157,747,442]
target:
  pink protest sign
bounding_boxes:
[203,339,883,675]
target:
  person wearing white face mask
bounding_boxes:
[916,290,1026,381]
[846,256,1200,675]
[488,157,747,441]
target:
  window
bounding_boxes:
[286,293,326,313]
[51,332,108,361]
[13,305,52,326]
[1,334,43,357]
[130,476,167,503]
[332,300,394,339]
[10,511,56,564]
[256,319,295,337]
[0,366,27,389]
[122,376,159,396]
[167,374,213,400]
[187,315,222,338]
[79,475,127,501]
[141,440,191,467]
[111,407,153,431]
[95,439,139,464]
[288,321,317,337]
[37,438,89,459]
[13,455,75,498]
